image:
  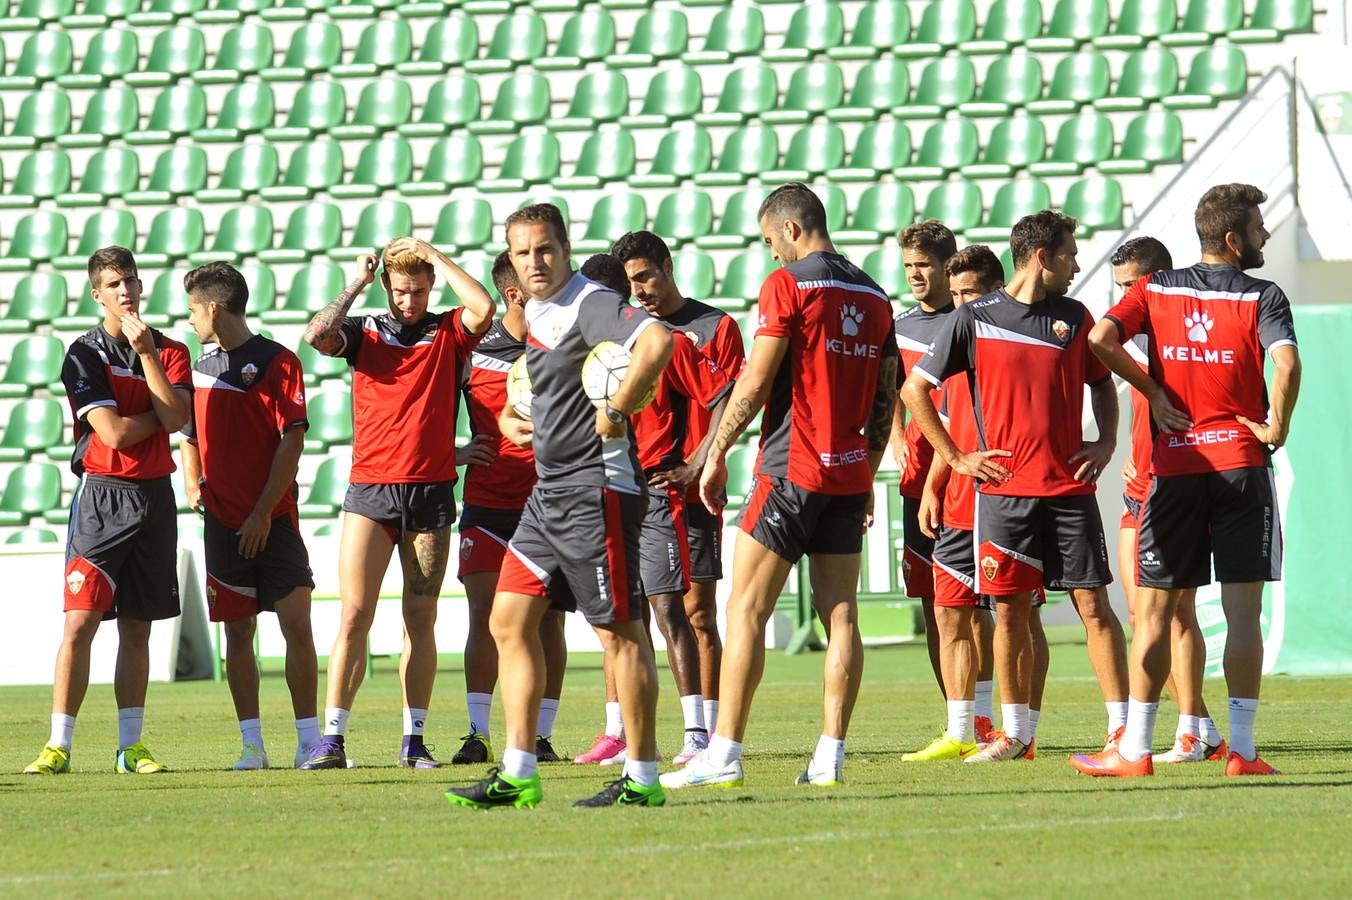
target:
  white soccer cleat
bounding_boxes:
[672,729,710,767]
[794,759,842,786]
[1153,733,1210,764]
[659,751,744,789]
[234,743,270,771]
[964,732,1030,763]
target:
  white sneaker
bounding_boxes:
[659,751,744,789]
[234,743,269,771]
[964,732,1029,763]
[673,729,710,767]
[794,758,842,786]
[1152,733,1208,763]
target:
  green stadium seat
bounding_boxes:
[861,244,907,300]
[13,0,74,27]
[1029,51,1112,113]
[968,179,1052,241]
[765,1,845,62]
[767,122,846,182]
[195,0,272,23]
[900,0,977,57]
[396,14,478,75]
[829,120,912,181]
[1094,0,1177,50]
[621,65,702,128]
[54,209,134,270]
[399,75,479,137]
[197,143,279,202]
[961,55,1044,117]
[837,183,916,245]
[130,0,207,25]
[194,22,274,84]
[574,192,647,253]
[723,443,756,508]
[763,60,846,125]
[697,62,779,126]
[263,80,347,141]
[1164,46,1248,110]
[608,8,688,67]
[632,125,714,188]
[431,198,493,252]
[193,82,276,142]
[963,0,1044,53]
[695,187,766,250]
[962,116,1046,178]
[555,129,637,189]
[1163,0,1243,46]
[258,202,342,264]
[0,462,62,524]
[57,27,138,89]
[1099,110,1184,174]
[468,10,547,74]
[1030,111,1115,175]
[829,58,909,122]
[815,184,848,234]
[332,76,413,141]
[333,137,414,198]
[713,250,774,306]
[545,8,616,68]
[0,274,67,333]
[5,527,60,544]
[470,71,551,135]
[0,31,74,89]
[1,211,69,271]
[554,70,630,131]
[299,455,347,515]
[255,0,321,21]
[1030,0,1110,51]
[652,190,715,245]
[56,147,139,207]
[1235,0,1315,42]
[294,339,347,388]
[0,90,72,149]
[897,118,979,180]
[191,204,274,263]
[261,260,342,324]
[137,268,187,326]
[263,21,341,81]
[1062,176,1124,233]
[899,56,977,118]
[56,86,138,148]
[686,4,764,64]
[1096,48,1180,112]
[127,83,208,144]
[140,207,205,267]
[695,124,778,187]
[238,263,276,316]
[303,390,353,453]
[401,134,483,195]
[0,149,71,207]
[921,182,984,234]
[0,336,64,398]
[671,250,716,299]
[335,200,413,257]
[259,140,343,201]
[830,0,909,60]
[334,19,412,77]
[481,131,562,192]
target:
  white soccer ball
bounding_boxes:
[581,340,655,412]
[506,353,533,419]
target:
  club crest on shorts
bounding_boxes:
[66,571,85,594]
[206,584,217,609]
[1051,320,1070,343]
[461,537,474,560]
[241,362,258,386]
[980,555,999,582]
[901,557,912,580]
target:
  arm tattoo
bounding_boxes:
[867,358,899,453]
[303,276,368,356]
[712,396,756,456]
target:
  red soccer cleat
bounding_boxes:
[1069,747,1153,777]
[974,715,995,746]
[1103,725,1125,753]
[1225,751,1280,777]
[1205,738,1229,761]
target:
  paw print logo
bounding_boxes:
[841,304,865,337]
[1185,309,1214,343]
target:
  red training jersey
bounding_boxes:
[938,374,978,531]
[459,318,536,510]
[894,303,956,499]
[1124,336,1153,502]
[633,325,733,472]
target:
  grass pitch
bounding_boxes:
[1,626,1349,898]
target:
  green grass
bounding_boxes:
[2,627,1350,897]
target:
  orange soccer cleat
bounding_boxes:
[1225,752,1280,777]
[1069,747,1153,777]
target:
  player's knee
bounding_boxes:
[63,610,102,645]
[223,617,256,646]
[116,617,152,644]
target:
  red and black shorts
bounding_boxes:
[976,492,1112,596]
[64,475,180,621]
[497,485,645,626]
[639,485,691,597]
[457,504,576,612]
[932,524,979,608]
[684,497,723,584]
[1136,467,1281,589]
[737,475,868,563]
[1120,492,1144,530]
[204,508,314,623]
[901,494,936,600]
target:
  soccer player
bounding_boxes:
[903,211,1129,763]
[25,247,191,776]
[663,183,899,790]
[1075,184,1299,778]
[1109,237,1225,763]
[445,204,674,809]
[300,238,495,770]
[178,263,318,770]
[453,251,569,766]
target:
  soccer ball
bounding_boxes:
[581,341,655,412]
[506,353,533,419]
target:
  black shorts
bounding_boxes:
[976,492,1112,594]
[457,503,576,612]
[1137,467,1281,589]
[736,475,868,563]
[204,509,314,623]
[639,486,690,597]
[343,480,457,543]
[498,485,646,626]
[901,495,936,599]
[64,475,179,621]
[684,496,722,583]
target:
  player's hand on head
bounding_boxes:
[354,253,378,287]
[236,510,271,560]
[1148,388,1191,434]
[954,449,1012,484]
[456,434,498,467]
[699,457,728,516]
[918,486,942,540]
[1070,439,1114,483]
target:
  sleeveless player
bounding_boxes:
[179,263,318,770]
[25,247,191,776]
[1077,184,1299,778]
[663,184,899,790]
[445,204,674,809]
[300,238,494,770]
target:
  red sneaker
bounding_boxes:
[1069,747,1153,777]
[573,734,625,765]
[1225,751,1279,777]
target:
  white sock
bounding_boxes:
[50,713,76,749]
[1001,703,1031,745]
[703,699,718,733]
[501,747,537,779]
[707,734,742,767]
[295,717,320,750]
[1229,697,1259,761]
[1106,700,1128,733]
[604,701,624,739]
[537,698,560,738]
[1176,714,1200,739]
[975,680,995,721]
[946,700,975,743]
[1029,708,1041,739]
[1119,697,1158,762]
[403,707,428,737]
[812,734,845,773]
[679,694,706,732]
[1200,716,1222,747]
[117,707,144,748]
[623,757,658,787]
[240,717,264,748]
[323,707,349,737]
[466,692,492,735]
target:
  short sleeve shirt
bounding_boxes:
[893,303,956,499]
[632,325,733,472]
[459,318,537,510]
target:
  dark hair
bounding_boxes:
[87,246,138,288]
[1195,183,1265,254]
[899,220,958,262]
[505,203,569,247]
[580,254,629,297]
[184,262,249,315]
[610,230,672,269]
[945,245,1005,290]
[757,182,827,236]
[1110,236,1173,273]
[1009,210,1078,269]
[491,250,519,299]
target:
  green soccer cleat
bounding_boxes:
[573,776,666,808]
[901,734,978,762]
[116,742,168,774]
[24,744,71,775]
[445,768,543,810]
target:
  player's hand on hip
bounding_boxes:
[353,253,378,287]
[501,416,533,448]
[1236,414,1286,448]
[1120,454,1137,484]
[1071,439,1115,483]
[699,457,728,516]
[649,463,698,492]
[456,434,498,467]
[918,486,942,540]
[595,407,626,439]
[1149,388,1191,433]
[953,449,1012,484]
[121,314,155,355]
[237,510,271,560]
